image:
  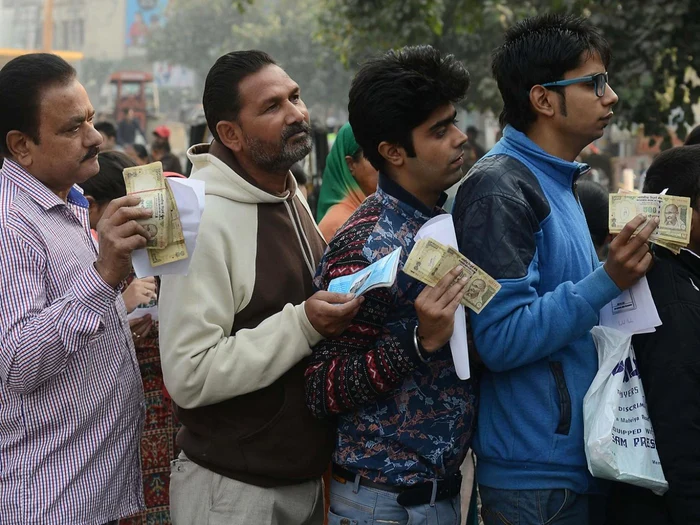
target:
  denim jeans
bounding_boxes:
[479,486,589,525]
[328,477,461,525]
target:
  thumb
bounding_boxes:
[312,290,356,305]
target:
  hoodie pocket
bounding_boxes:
[549,362,571,435]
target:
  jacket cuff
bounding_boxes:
[576,265,622,313]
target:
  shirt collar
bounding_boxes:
[1,158,88,210]
[377,172,447,217]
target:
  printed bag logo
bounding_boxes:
[611,356,639,383]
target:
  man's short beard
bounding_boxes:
[245,133,312,172]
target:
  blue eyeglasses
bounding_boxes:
[540,72,609,98]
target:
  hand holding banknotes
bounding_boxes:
[604,214,658,290]
[305,291,364,338]
[415,266,470,352]
[95,195,152,288]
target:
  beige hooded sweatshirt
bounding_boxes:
[158,143,333,487]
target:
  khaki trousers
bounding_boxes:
[170,452,324,525]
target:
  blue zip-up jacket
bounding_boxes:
[452,125,621,493]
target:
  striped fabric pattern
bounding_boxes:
[0,160,145,525]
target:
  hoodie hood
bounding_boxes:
[187,143,297,204]
[497,125,590,188]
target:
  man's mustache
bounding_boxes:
[81,146,100,163]
[282,122,311,141]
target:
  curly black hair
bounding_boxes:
[348,45,470,172]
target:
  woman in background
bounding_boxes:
[79,150,179,525]
[316,122,378,241]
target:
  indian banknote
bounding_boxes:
[403,238,501,314]
[123,161,170,250]
[609,193,692,245]
[148,238,188,267]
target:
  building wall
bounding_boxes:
[0,0,126,60]
[83,0,126,60]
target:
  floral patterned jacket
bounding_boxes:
[305,173,478,486]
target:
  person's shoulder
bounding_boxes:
[454,153,549,221]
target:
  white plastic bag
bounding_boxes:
[583,326,668,495]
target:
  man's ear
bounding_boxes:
[377,141,405,168]
[216,120,243,153]
[84,195,97,210]
[5,131,33,168]
[529,85,557,119]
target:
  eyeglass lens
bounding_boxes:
[595,73,608,97]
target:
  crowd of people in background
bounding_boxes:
[1,11,700,525]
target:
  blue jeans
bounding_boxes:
[480,486,589,525]
[328,477,461,525]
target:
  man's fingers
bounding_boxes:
[312,290,356,305]
[613,214,647,245]
[634,251,653,275]
[436,275,469,309]
[119,234,149,252]
[115,220,151,241]
[633,217,660,245]
[328,296,364,317]
[110,205,153,226]
[424,266,463,299]
[101,195,142,221]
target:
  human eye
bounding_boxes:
[291,93,301,104]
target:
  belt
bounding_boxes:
[331,464,461,507]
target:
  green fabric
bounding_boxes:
[316,122,362,222]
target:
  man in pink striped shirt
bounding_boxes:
[0,53,152,524]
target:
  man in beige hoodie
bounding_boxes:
[159,50,362,525]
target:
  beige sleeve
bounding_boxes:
[158,213,323,409]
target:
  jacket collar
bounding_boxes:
[377,172,447,218]
[499,125,590,187]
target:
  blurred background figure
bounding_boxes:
[291,162,309,199]
[577,180,611,261]
[316,122,378,241]
[79,150,179,525]
[117,108,146,146]
[151,125,183,175]
[124,143,150,165]
[465,125,485,161]
[95,121,120,151]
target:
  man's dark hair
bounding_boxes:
[203,50,276,143]
[576,180,609,248]
[0,53,76,157]
[94,121,117,140]
[130,143,148,161]
[685,125,700,146]
[348,45,470,173]
[492,14,612,132]
[466,126,479,136]
[643,145,700,210]
[79,151,133,203]
[151,140,171,154]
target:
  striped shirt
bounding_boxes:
[0,160,145,524]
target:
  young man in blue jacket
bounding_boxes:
[452,14,658,524]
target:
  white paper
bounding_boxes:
[127,304,158,321]
[599,276,662,335]
[415,215,470,379]
[132,178,205,278]
[328,248,401,296]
